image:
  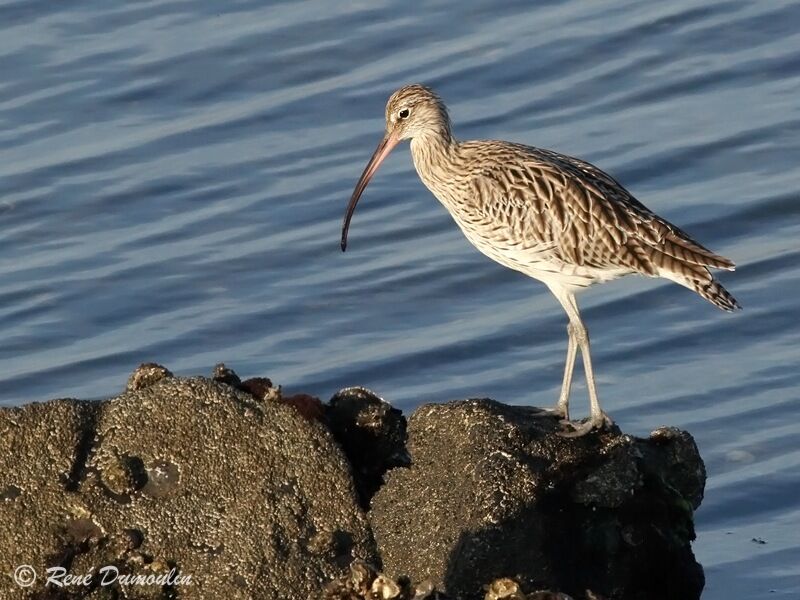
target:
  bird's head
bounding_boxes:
[340,84,451,251]
[384,84,452,142]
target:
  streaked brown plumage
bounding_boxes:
[341,84,739,436]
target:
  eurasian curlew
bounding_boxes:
[341,84,739,436]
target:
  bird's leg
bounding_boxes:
[549,287,613,437]
[551,323,578,420]
[559,318,613,437]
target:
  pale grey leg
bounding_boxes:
[552,322,578,420]
[548,286,613,436]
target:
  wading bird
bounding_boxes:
[340,84,739,436]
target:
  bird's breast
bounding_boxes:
[414,162,614,290]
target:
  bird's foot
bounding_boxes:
[557,411,614,438]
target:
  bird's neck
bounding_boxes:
[410,131,458,199]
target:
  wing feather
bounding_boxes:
[465,141,735,281]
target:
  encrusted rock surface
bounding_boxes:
[327,387,409,508]
[0,366,377,600]
[0,399,100,597]
[369,399,705,600]
[0,366,706,600]
[322,561,584,600]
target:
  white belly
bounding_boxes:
[450,211,630,292]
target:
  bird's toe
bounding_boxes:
[558,420,595,438]
[557,411,614,438]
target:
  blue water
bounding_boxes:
[1,1,798,597]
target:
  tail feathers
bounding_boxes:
[692,278,741,312]
[659,269,741,312]
[660,234,736,271]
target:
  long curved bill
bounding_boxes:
[340,131,400,252]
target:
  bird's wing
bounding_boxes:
[469,142,734,280]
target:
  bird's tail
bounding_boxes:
[688,278,741,312]
[659,268,741,312]
[644,226,741,311]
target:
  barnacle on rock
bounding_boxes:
[323,560,444,600]
[485,578,525,600]
[126,363,173,392]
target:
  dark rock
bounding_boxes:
[644,427,706,509]
[282,393,326,422]
[211,362,242,387]
[327,387,409,508]
[240,376,275,400]
[370,399,705,600]
[0,373,377,600]
[323,564,578,600]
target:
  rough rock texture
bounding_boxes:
[322,562,581,600]
[125,363,174,392]
[0,369,377,600]
[0,365,707,600]
[0,399,99,596]
[327,387,409,508]
[370,399,705,600]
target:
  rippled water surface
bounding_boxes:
[1,0,799,596]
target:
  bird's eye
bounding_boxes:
[398,108,410,120]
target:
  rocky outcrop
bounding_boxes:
[0,366,706,600]
[0,367,378,600]
[369,400,705,600]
